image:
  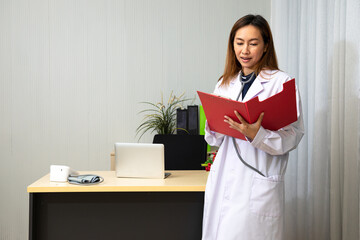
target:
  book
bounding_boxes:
[197,79,298,140]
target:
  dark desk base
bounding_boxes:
[29,192,204,240]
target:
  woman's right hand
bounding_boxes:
[224,111,265,141]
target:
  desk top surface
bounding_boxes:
[27,170,209,193]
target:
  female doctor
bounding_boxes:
[202,15,304,240]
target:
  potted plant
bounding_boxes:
[136,92,207,170]
[136,92,188,140]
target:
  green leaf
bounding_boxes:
[136,93,191,141]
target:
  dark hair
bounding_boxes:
[220,14,279,86]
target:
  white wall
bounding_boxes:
[0,0,270,238]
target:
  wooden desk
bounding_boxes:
[28,170,208,240]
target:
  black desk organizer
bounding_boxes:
[176,105,199,135]
[153,134,207,170]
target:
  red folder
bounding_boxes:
[197,79,298,140]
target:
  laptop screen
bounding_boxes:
[115,143,166,179]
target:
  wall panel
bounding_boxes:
[0,0,270,238]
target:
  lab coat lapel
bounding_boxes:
[242,75,268,102]
[229,73,241,100]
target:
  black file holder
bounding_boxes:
[187,105,199,135]
[176,109,188,135]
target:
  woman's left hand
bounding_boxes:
[224,111,265,141]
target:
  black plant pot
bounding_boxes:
[153,134,207,170]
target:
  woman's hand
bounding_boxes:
[224,111,265,141]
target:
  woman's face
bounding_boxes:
[233,25,267,75]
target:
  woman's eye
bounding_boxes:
[250,43,258,46]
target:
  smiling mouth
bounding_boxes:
[241,57,252,62]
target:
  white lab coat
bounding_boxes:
[202,70,304,240]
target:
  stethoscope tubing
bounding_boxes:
[232,71,266,177]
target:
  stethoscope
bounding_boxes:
[231,71,266,177]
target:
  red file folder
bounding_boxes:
[197,79,298,140]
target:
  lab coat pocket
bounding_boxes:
[249,175,284,218]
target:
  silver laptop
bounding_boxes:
[114,143,170,179]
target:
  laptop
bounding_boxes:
[114,143,171,179]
